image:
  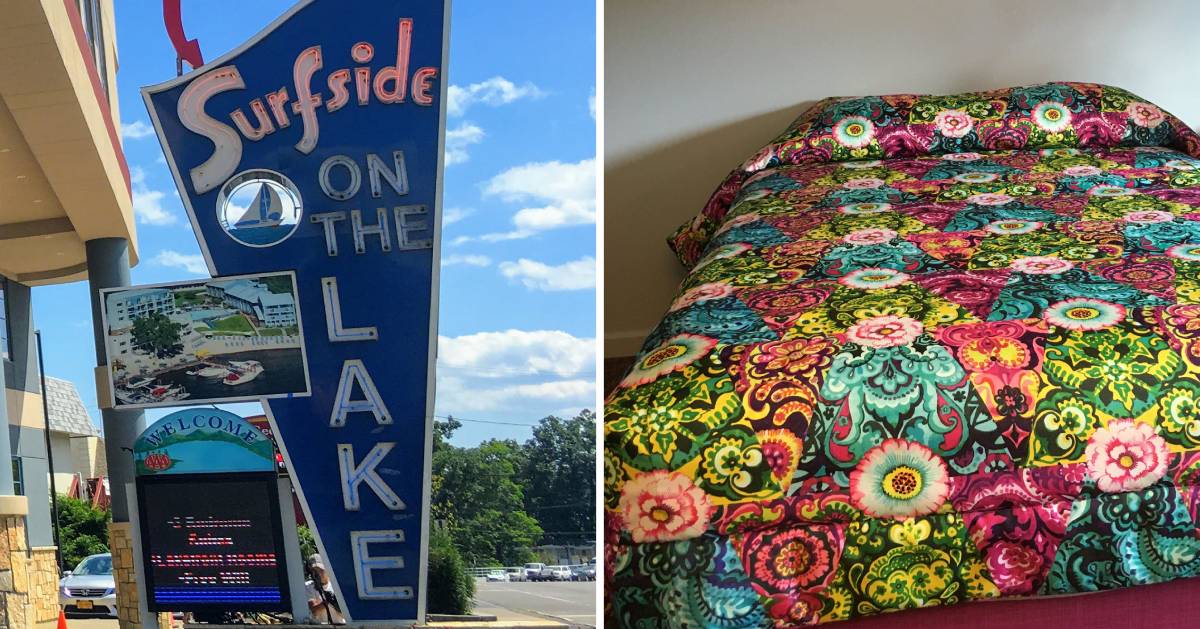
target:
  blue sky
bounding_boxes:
[34,0,596,445]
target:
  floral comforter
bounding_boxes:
[604,83,1200,627]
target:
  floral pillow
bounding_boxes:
[668,82,1200,267]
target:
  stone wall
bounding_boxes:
[110,522,139,629]
[110,523,174,629]
[0,513,29,629]
[27,548,57,624]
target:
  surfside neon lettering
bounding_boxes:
[178,18,438,194]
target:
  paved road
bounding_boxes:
[61,582,598,628]
[474,580,596,627]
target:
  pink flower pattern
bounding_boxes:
[618,470,713,543]
[1084,419,1169,493]
[935,109,974,138]
[846,315,923,348]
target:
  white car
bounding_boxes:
[485,569,509,582]
[523,562,546,581]
[59,554,117,617]
[549,565,572,581]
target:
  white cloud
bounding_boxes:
[121,120,155,140]
[588,88,596,119]
[436,377,594,413]
[448,77,544,117]
[500,256,595,291]
[466,159,595,241]
[131,167,178,226]
[441,254,491,267]
[445,122,484,166]
[442,208,473,226]
[153,250,208,275]
[438,329,594,379]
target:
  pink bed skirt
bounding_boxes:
[839,578,1200,629]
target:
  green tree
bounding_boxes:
[130,312,185,358]
[56,496,111,571]
[426,527,474,615]
[430,417,462,534]
[297,524,317,559]
[432,425,542,566]
[522,410,596,545]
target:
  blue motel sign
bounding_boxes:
[142,0,449,621]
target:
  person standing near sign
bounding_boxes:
[306,555,345,624]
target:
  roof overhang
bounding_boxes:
[0,0,138,286]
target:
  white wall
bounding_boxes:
[604,0,1200,355]
[49,432,75,494]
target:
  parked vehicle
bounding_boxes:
[549,565,572,581]
[523,562,547,581]
[59,554,117,617]
[506,567,526,582]
[485,569,509,582]
[571,564,596,581]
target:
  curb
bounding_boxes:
[416,624,571,629]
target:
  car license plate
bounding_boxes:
[76,601,93,610]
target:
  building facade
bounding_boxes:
[208,279,297,327]
[0,0,137,626]
[105,288,176,330]
[43,376,106,501]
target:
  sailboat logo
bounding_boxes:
[235,183,285,229]
[216,170,303,248]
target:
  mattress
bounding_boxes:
[604,82,1200,627]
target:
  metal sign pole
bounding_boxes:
[277,475,311,623]
[34,330,63,571]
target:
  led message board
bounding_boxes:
[137,473,290,611]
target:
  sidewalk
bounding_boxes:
[421,602,570,628]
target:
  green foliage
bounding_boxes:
[297,525,317,559]
[261,275,296,294]
[426,528,474,615]
[130,311,185,358]
[172,290,207,308]
[434,436,542,566]
[521,410,597,545]
[56,496,111,571]
[430,410,596,567]
[208,314,254,333]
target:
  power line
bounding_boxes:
[435,414,541,427]
[528,502,593,511]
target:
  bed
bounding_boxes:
[604,82,1200,627]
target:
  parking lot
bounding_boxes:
[475,580,596,627]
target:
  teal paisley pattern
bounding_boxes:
[609,534,769,629]
[813,334,1002,476]
[1044,482,1200,593]
[609,84,1200,626]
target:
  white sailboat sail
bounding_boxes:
[233,183,284,229]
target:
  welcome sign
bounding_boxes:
[142,0,448,621]
[134,409,276,475]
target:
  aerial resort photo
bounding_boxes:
[101,272,308,408]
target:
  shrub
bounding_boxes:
[297,524,318,559]
[426,528,474,615]
[55,496,111,571]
